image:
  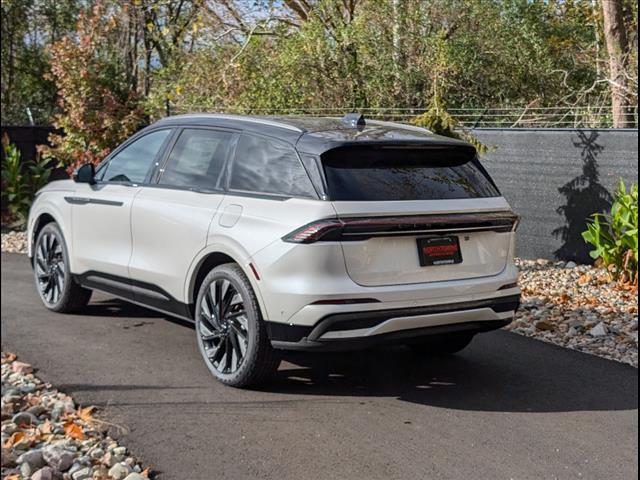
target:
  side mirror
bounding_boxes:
[74,163,96,184]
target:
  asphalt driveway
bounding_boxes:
[1,253,638,479]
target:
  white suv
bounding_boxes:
[28,114,520,387]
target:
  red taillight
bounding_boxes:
[282,219,343,243]
[283,212,519,244]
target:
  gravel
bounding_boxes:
[509,259,638,368]
[2,230,636,367]
[1,231,27,254]
[1,352,154,479]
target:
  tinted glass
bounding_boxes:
[104,130,171,183]
[230,134,316,198]
[160,129,232,190]
[322,147,500,201]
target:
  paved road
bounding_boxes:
[1,253,638,480]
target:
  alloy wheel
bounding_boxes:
[35,232,65,305]
[198,278,250,375]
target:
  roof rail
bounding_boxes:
[163,113,305,133]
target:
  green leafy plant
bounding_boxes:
[1,136,51,228]
[582,181,639,285]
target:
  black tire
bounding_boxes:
[408,332,475,356]
[195,263,280,388]
[33,222,92,313]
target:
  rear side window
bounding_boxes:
[321,146,500,201]
[230,134,316,198]
[160,129,233,190]
[103,129,171,183]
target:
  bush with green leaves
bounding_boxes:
[1,137,51,229]
[582,181,639,285]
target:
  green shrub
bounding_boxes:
[1,136,51,229]
[582,181,639,285]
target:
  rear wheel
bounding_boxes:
[33,223,92,313]
[408,332,475,356]
[195,263,280,388]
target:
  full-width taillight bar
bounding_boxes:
[282,211,520,244]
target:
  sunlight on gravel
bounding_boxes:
[1,231,27,254]
[509,259,638,367]
[1,352,153,480]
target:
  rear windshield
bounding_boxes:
[321,146,500,201]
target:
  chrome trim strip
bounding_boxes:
[64,196,124,207]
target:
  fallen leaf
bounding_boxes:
[38,420,53,434]
[577,274,591,286]
[5,474,20,480]
[1,352,17,364]
[64,421,85,440]
[141,468,151,477]
[78,405,97,422]
[2,431,25,448]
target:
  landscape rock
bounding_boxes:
[31,466,56,480]
[506,259,638,367]
[589,322,609,337]
[43,446,75,472]
[108,462,132,480]
[1,352,151,480]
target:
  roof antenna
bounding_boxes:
[342,113,366,128]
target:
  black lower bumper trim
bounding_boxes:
[266,294,520,349]
[271,319,512,352]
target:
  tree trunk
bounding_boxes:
[601,0,635,128]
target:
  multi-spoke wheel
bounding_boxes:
[33,223,91,313]
[195,264,279,387]
[35,229,65,305]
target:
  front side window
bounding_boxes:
[159,129,233,190]
[102,129,171,183]
[230,134,316,198]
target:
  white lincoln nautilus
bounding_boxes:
[28,113,521,387]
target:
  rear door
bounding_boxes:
[320,145,516,287]
[128,127,236,315]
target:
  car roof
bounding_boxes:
[152,113,473,155]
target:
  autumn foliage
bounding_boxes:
[42,4,144,175]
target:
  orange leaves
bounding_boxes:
[63,421,85,440]
[78,406,97,423]
[2,431,40,449]
[1,352,17,364]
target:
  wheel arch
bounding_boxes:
[186,248,268,321]
[29,207,67,262]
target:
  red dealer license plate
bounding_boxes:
[417,236,463,267]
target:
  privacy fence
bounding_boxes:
[2,124,637,262]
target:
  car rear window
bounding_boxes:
[321,146,500,201]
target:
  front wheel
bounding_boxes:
[195,264,280,388]
[33,222,92,313]
[408,332,475,356]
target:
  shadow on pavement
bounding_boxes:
[84,298,638,415]
[273,331,638,414]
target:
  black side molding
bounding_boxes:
[73,271,192,320]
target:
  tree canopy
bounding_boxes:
[1,0,637,134]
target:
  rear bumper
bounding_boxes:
[267,294,520,351]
